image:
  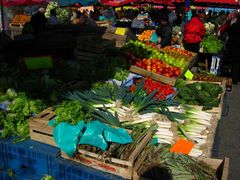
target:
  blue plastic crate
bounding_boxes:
[55,158,123,180]
[0,168,40,180]
[4,137,60,177]
[0,169,9,180]
[0,138,7,168]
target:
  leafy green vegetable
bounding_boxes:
[202,35,223,54]
[55,100,89,124]
[176,82,223,109]
[113,69,129,81]
[1,90,46,139]
[41,175,55,180]
[0,110,5,128]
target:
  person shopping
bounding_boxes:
[225,14,240,84]
[156,15,172,48]
[183,13,206,53]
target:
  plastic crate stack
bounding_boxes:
[0,137,123,180]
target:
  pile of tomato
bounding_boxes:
[135,58,181,78]
[130,78,176,100]
[162,46,194,60]
[145,42,160,50]
[138,30,154,42]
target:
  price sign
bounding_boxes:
[115,28,126,36]
[170,138,195,154]
[184,69,194,80]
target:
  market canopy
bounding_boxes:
[100,0,175,6]
[99,0,134,6]
[1,0,48,6]
[135,0,174,5]
[194,0,239,5]
[57,0,98,6]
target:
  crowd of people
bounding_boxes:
[6,4,240,83]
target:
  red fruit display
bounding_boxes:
[135,58,181,78]
[161,46,194,61]
[130,78,176,100]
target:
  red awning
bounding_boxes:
[2,0,48,6]
[100,0,134,6]
[194,0,239,5]
[100,0,175,6]
[137,0,174,5]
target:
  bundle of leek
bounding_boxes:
[139,144,217,180]
[167,105,213,157]
[153,118,178,145]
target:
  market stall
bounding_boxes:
[0,1,233,179]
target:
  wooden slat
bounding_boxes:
[29,108,56,146]
[62,151,133,179]
[61,128,152,179]
[130,65,176,86]
[130,54,197,86]
[221,157,229,180]
[78,149,133,167]
[129,131,152,162]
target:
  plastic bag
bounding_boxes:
[150,32,159,44]
[53,121,85,157]
[48,119,58,127]
[0,100,10,111]
[104,126,133,144]
[79,121,108,151]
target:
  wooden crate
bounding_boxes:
[96,20,111,27]
[61,129,153,179]
[129,55,197,86]
[29,107,56,147]
[9,24,24,40]
[186,80,226,119]
[133,157,229,180]
[101,27,136,48]
[203,115,220,157]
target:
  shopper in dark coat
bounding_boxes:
[226,15,240,84]
[30,8,47,35]
[156,15,172,48]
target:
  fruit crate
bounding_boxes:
[130,54,197,86]
[61,129,153,179]
[55,158,123,180]
[133,157,229,180]
[29,107,56,147]
[76,37,115,61]
[185,80,226,120]
[4,137,60,177]
[9,24,24,40]
[101,27,136,48]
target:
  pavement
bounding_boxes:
[217,84,240,180]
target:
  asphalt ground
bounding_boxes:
[217,84,240,180]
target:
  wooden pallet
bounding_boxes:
[133,157,229,180]
[130,54,197,86]
[61,129,153,179]
[29,107,56,147]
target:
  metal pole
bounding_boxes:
[184,0,191,23]
[0,0,5,32]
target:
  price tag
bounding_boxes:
[184,69,194,80]
[170,138,195,154]
[115,28,126,36]
[24,55,53,70]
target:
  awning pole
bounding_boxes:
[0,0,5,32]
